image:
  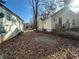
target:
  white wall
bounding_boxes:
[43,18,52,32]
[38,19,43,31]
[38,7,79,32]
[0,6,24,43]
[51,8,79,30]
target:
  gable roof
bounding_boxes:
[0,3,24,22]
[51,7,79,17]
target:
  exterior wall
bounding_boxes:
[38,8,79,32]
[37,19,43,31]
[37,17,52,32]
[51,8,79,30]
[0,5,24,43]
[19,19,24,32]
[0,6,23,32]
[43,18,52,32]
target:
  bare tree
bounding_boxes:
[26,0,48,31]
[26,0,57,30]
[32,0,39,30]
[26,0,40,30]
[39,0,57,19]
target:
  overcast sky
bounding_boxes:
[69,0,79,13]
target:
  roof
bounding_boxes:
[51,7,79,17]
[0,3,24,22]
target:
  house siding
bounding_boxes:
[43,18,52,32]
[51,8,79,30]
[38,7,79,32]
[0,4,24,43]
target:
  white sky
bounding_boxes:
[69,0,79,13]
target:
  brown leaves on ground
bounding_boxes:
[0,32,79,59]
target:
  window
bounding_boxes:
[12,16,17,23]
[66,19,70,29]
[0,12,4,18]
[7,12,11,21]
[0,27,6,33]
[59,17,62,25]
[72,19,75,26]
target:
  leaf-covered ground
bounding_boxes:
[0,31,79,59]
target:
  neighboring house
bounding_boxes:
[37,17,52,32]
[24,23,32,30]
[0,3,24,43]
[38,7,79,32]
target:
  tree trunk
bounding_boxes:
[34,1,38,31]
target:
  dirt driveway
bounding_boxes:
[0,31,79,59]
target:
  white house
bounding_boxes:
[38,7,79,32]
[0,3,24,43]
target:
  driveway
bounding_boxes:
[0,31,79,59]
